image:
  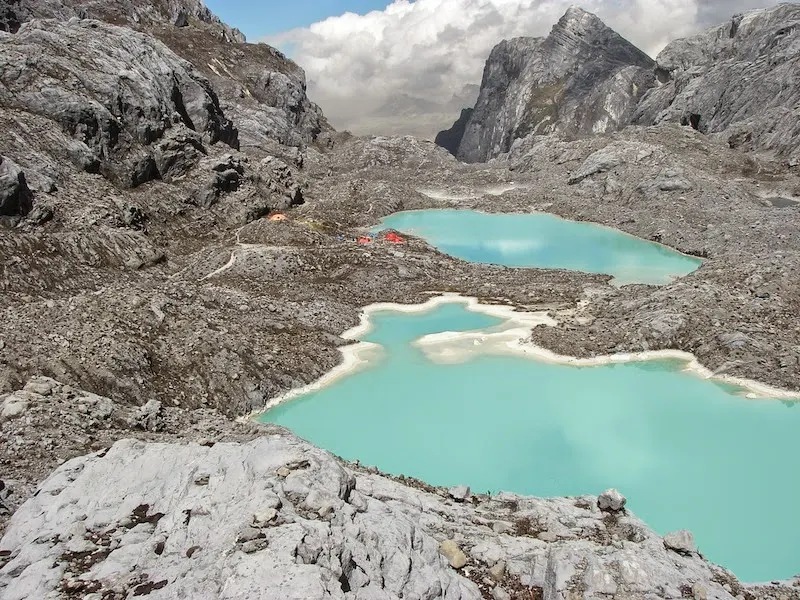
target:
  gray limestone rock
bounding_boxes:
[449,7,655,162]
[0,395,27,422]
[634,4,800,165]
[129,399,164,432]
[0,18,237,187]
[0,0,245,42]
[597,488,626,512]
[0,434,761,599]
[0,156,32,217]
[449,485,471,502]
[664,529,697,554]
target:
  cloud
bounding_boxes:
[264,0,793,136]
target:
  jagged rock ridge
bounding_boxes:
[0,0,245,40]
[451,7,655,162]
[634,3,800,165]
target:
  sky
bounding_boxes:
[205,1,391,39]
[205,0,796,137]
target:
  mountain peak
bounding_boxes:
[554,5,612,37]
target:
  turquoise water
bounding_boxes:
[372,209,702,285]
[262,302,800,582]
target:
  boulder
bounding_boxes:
[0,436,756,599]
[438,539,468,569]
[0,156,33,217]
[664,529,697,554]
[129,399,164,432]
[448,485,471,502]
[0,395,28,422]
[597,488,626,512]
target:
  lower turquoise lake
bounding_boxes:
[372,209,702,285]
[261,302,800,582]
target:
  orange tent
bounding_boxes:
[385,232,405,243]
[269,213,287,222]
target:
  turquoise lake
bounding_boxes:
[372,209,702,285]
[261,302,800,582]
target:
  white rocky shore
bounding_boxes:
[1,430,790,600]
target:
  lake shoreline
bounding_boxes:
[248,293,800,423]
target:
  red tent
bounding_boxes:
[385,232,405,243]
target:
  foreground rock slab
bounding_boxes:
[0,434,774,600]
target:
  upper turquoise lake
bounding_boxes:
[261,302,800,582]
[372,209,702,285]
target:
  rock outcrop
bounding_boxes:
[633,3,800,166]
[0,434,761,600]
[448,7,655,163]
[0,0,244,41]
[0,156,32,217]
[0,17,237,187]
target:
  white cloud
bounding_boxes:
[264,0,789,135]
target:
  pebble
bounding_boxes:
[492,587,511,600]
[488,561,506,582]
[276,467,291,478]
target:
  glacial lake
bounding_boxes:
[372,209,702,285]
[261,302,800,582]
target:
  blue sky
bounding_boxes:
[205,0,392,39]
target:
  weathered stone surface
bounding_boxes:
[0,435,755,599]
[449,485,471,502]
[0,156,32,217]
[634,4,800,165]
[129,399,164,432]
[0,18,237,187]
[597,488,626,512]
[0,0,245,41]
[0,395,27,422]
[664,529,697,554]
[439,539,468,569]
[449,7,654,162]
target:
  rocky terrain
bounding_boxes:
[633,3,800,166]
[2,395,798,599]
[2,0,800,597]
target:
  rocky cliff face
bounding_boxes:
[0,18,238,188]
[633,3,800,165]
[451,7,655,162]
